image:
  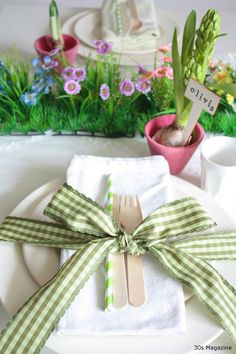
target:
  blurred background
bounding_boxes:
[0,0,235,11]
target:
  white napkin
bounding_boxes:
[57,155,186,335]
[101,0,160,52]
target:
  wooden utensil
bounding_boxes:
[119,195,145,307]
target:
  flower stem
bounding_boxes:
[175,101,193,127]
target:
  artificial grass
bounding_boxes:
[1,95,236,137]
[0,98,142,136]
[199,110,236,136]
[0,52,142,136]
[0,51,236,137]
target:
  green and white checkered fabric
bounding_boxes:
[0,183,236,353]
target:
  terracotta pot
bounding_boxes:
[34,34,79,65]
[145,114,205,175]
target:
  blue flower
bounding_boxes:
[28,73,54,99]
[41,56,58,70]
[20,92,37,106]
[32,55,58,77]
[31,58,40,68]
[44,77,54,94]
[31,78,45,94]
[34,67,43,76]
[20,55,57,106]
[43,56,51,65]
[45,76,54,86]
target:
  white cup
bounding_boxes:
[201,137,236,207]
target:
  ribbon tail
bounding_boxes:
[150,243,236,343]
[173,232,236,260]
[0,216,95,249]
[0,240,115,354]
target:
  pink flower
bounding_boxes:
[120,79,135,96]
[159,44,171,53]
[41,56,58,70]
[93,39,101,47]
[100,83,110,100]
[210,60,218,69]
[94,39,112,55]
[141,70,155,80]
[62,67,75,81]
[48,60,58,69]
[165,67,173,79]
[136,79,151,94]
[64,80,81,95]
[138,65,148,75]
[161,56,172,63]
[152,66,173,79]
[73,67,86,81]
[50,48,61,57]
[153,66,167,78]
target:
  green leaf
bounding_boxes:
[213,33,227,40]
[181,10,196,67]
[175,100,193,127]
[172,28,184,117]
[211,82,236,98]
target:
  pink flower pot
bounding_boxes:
[145,114,205,175]
[34,34,79,65]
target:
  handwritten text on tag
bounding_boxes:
[185,78,221,115]
[181,79,221,145]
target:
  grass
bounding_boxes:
[199,110,236,136]
[0,51,236,137]
[0,53,141,136]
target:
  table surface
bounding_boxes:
[0,4,236,354]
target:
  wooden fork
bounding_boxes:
[119,195,145,307]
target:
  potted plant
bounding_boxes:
[145,9,222,174]
[34,0,79,65]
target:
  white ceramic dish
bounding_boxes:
[0,177,235,354]
[62,11,181,67]
[73,9,180,55]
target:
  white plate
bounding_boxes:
[74,9,180,55]
[0,177,235,354]
[62,11,181,67]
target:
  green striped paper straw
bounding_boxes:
[104,175,113,311]
[115,0,124,36]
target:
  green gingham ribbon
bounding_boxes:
[1,183,236,353]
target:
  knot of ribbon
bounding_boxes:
[117,232,145,255]
[1,182,236,354]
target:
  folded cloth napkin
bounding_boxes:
[101,0,160,52]
[57,155,186,335]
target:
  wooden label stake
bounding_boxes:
[182,78,221,146]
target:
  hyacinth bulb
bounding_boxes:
[156,126,185,147]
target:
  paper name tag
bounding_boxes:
[185,78,221,115]
[181,79,221,146]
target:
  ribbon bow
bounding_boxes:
[1,183,236,353]
[117,232,145,255]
